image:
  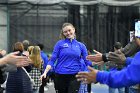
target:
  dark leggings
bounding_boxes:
[54,73,80,93]
[39,77,49,93]
[87,84,91,93]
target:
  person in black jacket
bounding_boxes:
[6,42,33,93]
[0,49,7,92]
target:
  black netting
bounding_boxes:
[2,3,140,53]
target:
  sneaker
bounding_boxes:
[44,87,48,91]
[47,82,53,86]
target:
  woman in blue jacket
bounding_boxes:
[41,23,92,93]
[76,36,140,88]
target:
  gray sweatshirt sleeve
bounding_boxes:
[120,40,140,57]
[1,64,17,72]
[103,40,140,63]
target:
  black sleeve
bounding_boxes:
[102,53,109,62]
[0,54,3,58]
[24,65,32,72]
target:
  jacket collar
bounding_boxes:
[65,38,76,43]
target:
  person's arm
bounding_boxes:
[0,51,30,66]
[47,42,60,67]
[76,52,140,88]
[80,43,92,66]
[0,57,7,65]
[43,65,51,74]
[97,51,140,88]
[41,42,59,79]
[0,49,6,57]
[2,64,17,72]
[120,40,140,57]
[125,57,133,66]
[41,52,49,72]
[103,40,140,63]
[108,51,126,65]
[86,50,103,62]
[86,41,140,63]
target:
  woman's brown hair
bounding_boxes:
[13,42,24,52]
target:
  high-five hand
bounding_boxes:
[76,66,99,84]
[86,50,103,62]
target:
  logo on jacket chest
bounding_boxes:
[63,43,69,47]
[62,43,79,48]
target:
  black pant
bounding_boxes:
[87,84,91,93]
[54,73,80,93]
[39,77,48,93]
[0,86,4,93]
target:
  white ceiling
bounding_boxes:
[0,0,140,6]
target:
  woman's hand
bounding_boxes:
[40,72,47,81]
[76,66,99,84]
[40,65,51,81]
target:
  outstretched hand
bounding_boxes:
[40,65,51,81]
[108,50,126,65]
[76,66,99,84]
[86,50,103,62]
[3,51,30,67]
[40,72,47,81]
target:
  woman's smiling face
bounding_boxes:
[62,25,75,39]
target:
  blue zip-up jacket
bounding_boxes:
[80,58,91,72]
[40,51,48,72]
[47,38,92,74]
[96,51,140,88]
